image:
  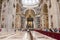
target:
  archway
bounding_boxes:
[25,9,35,29]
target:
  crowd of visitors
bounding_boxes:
[41,28,60,33]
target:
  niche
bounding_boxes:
[13,4,15,8]
[57,0,59,2]
[51,15,53,27]
[49,1,51,8]
[7,0,9,2]
[43,4,48,13]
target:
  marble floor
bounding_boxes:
[0,31,56,40]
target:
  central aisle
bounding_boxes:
[0,31,56,40]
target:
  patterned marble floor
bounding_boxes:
[0,31,56,40]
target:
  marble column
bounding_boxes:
[50,0,59,28]
[5,0,16,32]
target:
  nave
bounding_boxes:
[0,31,56,40]
[0,0,60,40]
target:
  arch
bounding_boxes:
[24,8,36,14]
[25,9,35,18]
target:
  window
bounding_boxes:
[22,0,39,7]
